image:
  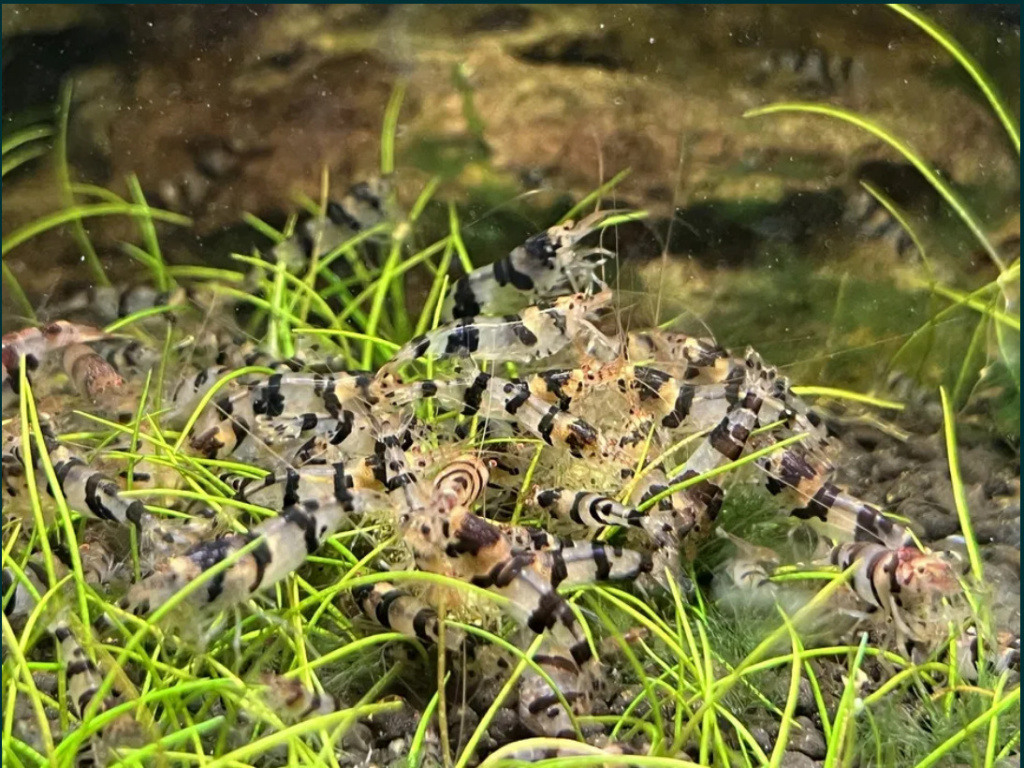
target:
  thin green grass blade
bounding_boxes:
[922,281,1020,331]
[2,204,190,258]
[559,169,631,223]
[448,202,475,274]
[950,311,991,408]
[69,183,127,204]
[54,82,109,287]
[2,616,56,760]
[2,143,51,177]
[381,83,406,176]
[2,261,36,321]
[823,634,869,768]
[789,386,904,411]
[126,175,170,291]
[103,304,184,333]
[912,687,1019,768]
[768,613,806,768]
[939,386,984,581]
[887,4,1019,153]
[2,124,53,156]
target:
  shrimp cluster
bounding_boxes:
[2,178,1014,766]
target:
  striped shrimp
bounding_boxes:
[2,562,46,621]
[714,528,782,591]
[531,371,775,579]
[827,541,960,647]
[385,289,617,374]
[381,370,603,459]
[751,45,864,95]
[123,462,386,617]
[441,209,620,321]
[951,626,1020,683]
[258,177,390,277]
[48,619,142,764]
[352,581,465,650]
[51,284,189,325]
[4,431,148,528]
[188,371,381,460]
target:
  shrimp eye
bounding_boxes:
[42,323,63,337]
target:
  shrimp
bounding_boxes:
[442,210,622,321]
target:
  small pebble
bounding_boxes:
[780,750,820,768]
[788,716,827,759]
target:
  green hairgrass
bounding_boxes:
[939,386,984,582]
[55,83,107,287]
[1,123,53,177]
[1,203,190,258]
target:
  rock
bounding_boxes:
[903,502,960,541]
[899,435,941,462]
[780,750,820,768]
[796,679,817,716]
[872,453,907,483]
[788,716,827,759]
[749,726,774,754]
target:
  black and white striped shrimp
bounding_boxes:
[625,330,731,383]
[827,541,960,645]
[91,336,163,377]
[259,177,390,276]
[5,435,148,528]
[714,528,781,591]
[51,620,118,720]
[503,524,574,554]
[2,562,46,621]
[532,486,690,560]
[535,489,647,537]
[123,469,385,617]
[751,46,864,95]
[442,210,621,321]
[497,741,627,764]
[352,581,465,650]
[258,673,338,722]
[226,460,386,511]
[190,397,377,464]
[844,188,918,260]
[186,370,382,459]
[167,365,233,424]
[48,619,143,764]
[386,289,617,373]
[950,626,1020,683]
[518,638,592,739]
[52,284,189,325]
[245,371,382,420]
[756,440,914,550]
[383,371,602,459]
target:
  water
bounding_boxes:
[3,7,1017,407]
